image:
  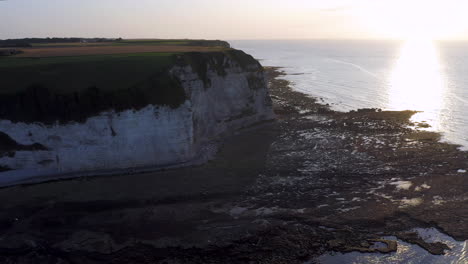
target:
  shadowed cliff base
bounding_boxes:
[0,68,466,263]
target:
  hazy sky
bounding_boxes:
[2,0,468,40]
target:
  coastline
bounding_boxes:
[0,66,466,263]
[265,66,467,241]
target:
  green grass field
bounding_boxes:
[0,47,255,95]
[0,41,258,123]
[0,38,232,95]
[0,52,176,94]
[0,52,188,123]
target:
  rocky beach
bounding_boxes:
[0,67,466,264]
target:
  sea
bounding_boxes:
[232,39,468,263]
[231,39,468,150]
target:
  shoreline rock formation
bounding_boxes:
[0,50,274,186]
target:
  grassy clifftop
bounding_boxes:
[0,38,231,48]
[0,40,261,124]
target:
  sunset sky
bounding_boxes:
[2,0,468,40]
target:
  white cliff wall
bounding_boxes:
[0,55,274,186]
[173,59,274,144]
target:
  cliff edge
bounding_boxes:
[0,45,274,186]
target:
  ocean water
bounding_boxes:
[231,40,468,150]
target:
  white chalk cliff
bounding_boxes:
[0,52,274,186]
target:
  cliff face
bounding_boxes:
[0,50,274,186]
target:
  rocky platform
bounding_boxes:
[0,68,466,263]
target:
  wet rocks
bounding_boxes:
[345,239,398,254]
[397,232,450,255]
[53,230,123,254]
[0,234,38,255]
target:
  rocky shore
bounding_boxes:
[0,67,466,263]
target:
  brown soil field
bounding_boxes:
[12,45,226,58]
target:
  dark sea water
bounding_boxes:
[231,40,468,150]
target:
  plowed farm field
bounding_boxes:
[13,45,226,58]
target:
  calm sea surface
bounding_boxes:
[231,40,468,150]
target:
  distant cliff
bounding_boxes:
[0,49,274,186]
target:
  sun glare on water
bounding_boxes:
[359,1,457,131]
[388,39,447,130]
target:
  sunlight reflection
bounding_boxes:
[388,39,447,130]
